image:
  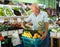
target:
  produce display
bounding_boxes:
[50,27,60,32]
[51,27,60,32]
[12,7,27,16]
[0,5,31,16]
[0,5,27,16]
[0,32,4,41]
[0,7,6,16]
[0,23,22,31]
[19,7,25,14]
[5,7,14,16]
[0,6,14,16]
[27,10,32,16]
[22,31,41,38]
[13,7,19,11]
[13,7,21,16]
[21,31,43,47]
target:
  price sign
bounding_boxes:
[50,32,56,37]
[2,31,7,36]
[0,18,4,23]
[19,29,23,34]
[8,31,14,35]
[9,18,14,23]
[17,18,21,22]
[57,32,60,37]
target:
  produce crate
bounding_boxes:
[23,29,42,36]
[21,36,43,47]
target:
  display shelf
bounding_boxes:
[0,4,27,17]
[50,36,60,47]
[0,4,28,18]
[0,16,28,18]
[50,36,60,39]
[20,0,37,3]
[0,29,23,37]
[0,4,21,8]
[0,16,28,24]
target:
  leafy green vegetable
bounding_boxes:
[13,7,19,11]
[0,7,14,16]
[5,8,14,16]
[19,8,25,13]
[0,7,6,16]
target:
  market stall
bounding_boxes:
[0,0,60,47]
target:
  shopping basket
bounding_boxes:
[21,36,43,47]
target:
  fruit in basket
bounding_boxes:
[33,33,41,38]
[38,30,44,35]
[22,31,32,38]
[22,31,41,38]
[37,35,41,38]
[33,33,38,38]
[27,32,32,38]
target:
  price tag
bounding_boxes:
[12,30,15,33]
[19,29,23,34]
[2,31,7,36]
[57,32,60,37]
[0,18,4,23]
[50,32,56,37]
[8,31,14,35]
[9,18,14,23]
[0,41,1,47]
[17,18,21,22]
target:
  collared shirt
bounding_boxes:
[25,11,49,30]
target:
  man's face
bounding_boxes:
[32,6,40,15]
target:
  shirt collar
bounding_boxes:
[33,11,41,17]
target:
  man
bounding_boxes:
[21,3,50,47]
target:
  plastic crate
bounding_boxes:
[21,36,43,47]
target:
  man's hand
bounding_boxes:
[21,22,25,29]
[41,22,48,40]
[41,33,47,40]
